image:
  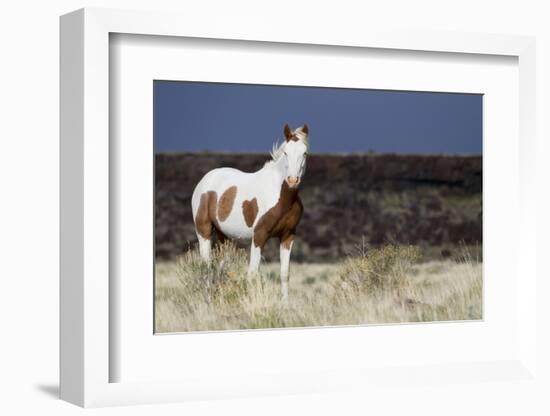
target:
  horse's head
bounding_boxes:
[282,124,309,189]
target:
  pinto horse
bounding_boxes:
[191,124,309,300]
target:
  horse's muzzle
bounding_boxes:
[286,176,301,188]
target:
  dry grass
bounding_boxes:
[155,242,482,333]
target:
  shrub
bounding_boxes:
[175,241,249,306]
[240,306,286,330]
[157,240,481,332]
[337,242,420,295]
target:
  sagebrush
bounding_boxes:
[155,241,482,332]
[337,241,420,294]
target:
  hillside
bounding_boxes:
[155,153,482,262]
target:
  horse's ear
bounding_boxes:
[302,124,309,136]
[284,124,292,141]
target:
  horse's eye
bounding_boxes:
[304,152,308,157]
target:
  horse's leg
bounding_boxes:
[247,241,262,277]
[279,235,294,302]
[214,227,227,245]
[197,234,211,261]
[194,192,214,262]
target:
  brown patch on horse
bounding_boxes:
[218,186,237,222]
[284,123,309,142]
[253,182,303,248]
[283,124,299,142]
[195,191,218,239]
[284,124,293,140]
[242,198,259,227]
[280,233,295,250]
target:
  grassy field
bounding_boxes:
[155,243,482,333]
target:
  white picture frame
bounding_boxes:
[60,8,537,408]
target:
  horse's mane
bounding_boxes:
[269,140,286,161]
[268,126,310,163]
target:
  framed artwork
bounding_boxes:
[153,81,483,333]
[60,8,537,407]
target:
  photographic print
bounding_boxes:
[154,81,482,333]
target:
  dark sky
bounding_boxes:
[154,81,482,155]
